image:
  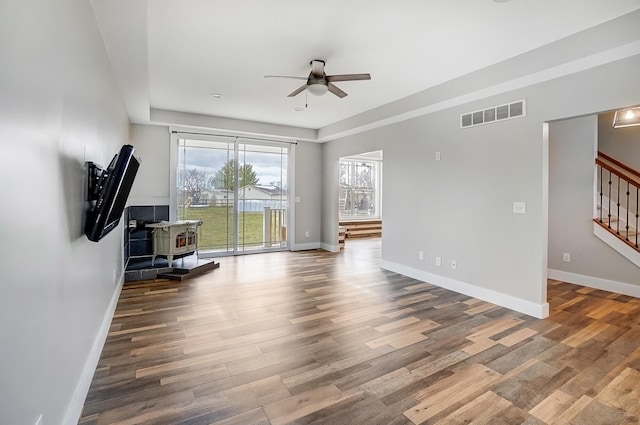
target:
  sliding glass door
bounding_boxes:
[176,135,289,255]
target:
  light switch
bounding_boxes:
[295,196,301,203]
[513,202,526,214]
[435,152,441,161]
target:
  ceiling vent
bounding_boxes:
[460,99,526,129]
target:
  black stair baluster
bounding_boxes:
[608,171,612,229]
[616,175,621,235]
[626,181,630,241]
[599,165,604,223]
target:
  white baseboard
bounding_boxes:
[547,268,640,298]
[381,260,549,319]
[291,242,321,251]
[320,243,341,253]
[62,273,123,425]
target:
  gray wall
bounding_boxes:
[548,116,639,285]
[322,53,640,309]
[293,141,322,247]
[0,0,130,424]
[129,124,172,205]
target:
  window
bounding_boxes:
[339,152,382,220]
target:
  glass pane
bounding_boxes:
[237,142,288,252]
[339,158,379,219]
[177,138,235,253]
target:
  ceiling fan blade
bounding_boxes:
[287,84,308,97]
[326,73,371,82]
[310,59,325,77]
[264,75,307,80]
[328,83,348,98]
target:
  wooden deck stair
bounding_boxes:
[339,220,382,239]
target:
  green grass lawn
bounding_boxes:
[179,206,265,250]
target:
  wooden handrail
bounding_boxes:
[598,151,640,180]
[596,156,640,189]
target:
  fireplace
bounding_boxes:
[146,220,202,266]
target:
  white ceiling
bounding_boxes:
[92,0,640,138]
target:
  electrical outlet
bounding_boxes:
[305,231,310,237]
[435,151,441,161]
[563,252,571,262]
[112,268,117,283]
[435,256,441,266]
[451,260,457,270]
[418,251,424,261]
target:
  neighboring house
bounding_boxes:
[238,184,285,201]
[209,189,234,206]
[190,189,214,206]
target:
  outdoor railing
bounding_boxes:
[595,152,640,251]
[263,207,286,247]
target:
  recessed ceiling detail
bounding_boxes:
[90,1,640,137]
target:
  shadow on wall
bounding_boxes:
[59,152,87,242]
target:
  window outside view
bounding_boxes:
[177,137,288,254]
[339,156,381,220]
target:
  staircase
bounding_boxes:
[594,152,640,266]
[595,208,639,249]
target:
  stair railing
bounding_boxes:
[595,152,640,251]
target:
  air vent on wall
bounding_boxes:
[460,99,526,128]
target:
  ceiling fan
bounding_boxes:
[265,59,371,98]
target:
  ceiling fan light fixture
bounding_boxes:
[613,106,640,128]
[307,82,328,96]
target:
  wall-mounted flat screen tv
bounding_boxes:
[85,144,140,242]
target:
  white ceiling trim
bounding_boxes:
[317,40,640,142]
[150,108,317,141]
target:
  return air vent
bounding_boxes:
[460,99,526,128]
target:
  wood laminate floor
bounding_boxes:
[79,239,640,425]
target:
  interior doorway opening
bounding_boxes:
[338,150,383,250]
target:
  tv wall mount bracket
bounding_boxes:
[85,161,106,202]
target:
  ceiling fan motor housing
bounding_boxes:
[307,77,329,96]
